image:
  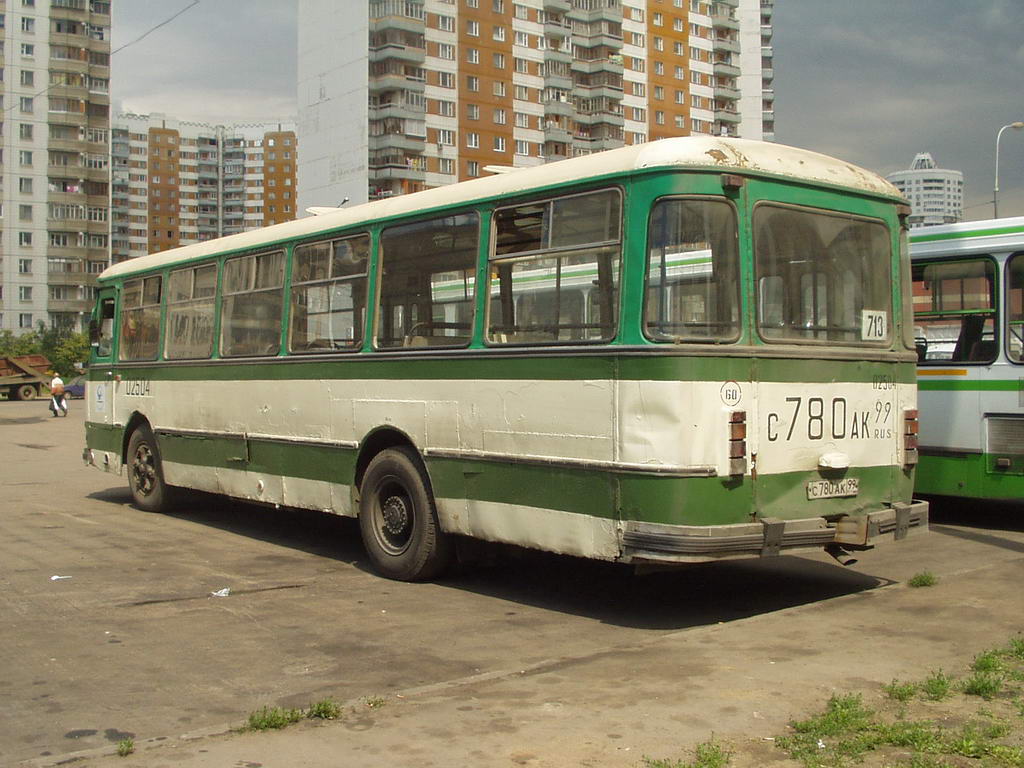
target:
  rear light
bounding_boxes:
[729,410,746,476]
[904,409,919,466]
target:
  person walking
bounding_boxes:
[49,372,68,417]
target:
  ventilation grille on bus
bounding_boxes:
[986,417,1024,455]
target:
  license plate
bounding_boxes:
[807,478,859,500]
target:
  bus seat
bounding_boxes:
[969,340,997,362]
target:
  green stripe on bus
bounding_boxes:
[917,379,1022,392]
[910,223,1024,244]
[89,419,912,526]
[88,355,915,385]
[915,452,1024,499]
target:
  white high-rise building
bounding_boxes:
[297,0,775,214]
[0,0,112,334]
[887,153,964,228]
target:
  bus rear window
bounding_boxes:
[754,205,891,345]
[644,197,739,342]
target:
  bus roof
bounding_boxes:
[102,136,903,281]
[909,215,1024,257]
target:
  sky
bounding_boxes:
[112,0,1024,220]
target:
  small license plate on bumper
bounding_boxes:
[807,477,859,500]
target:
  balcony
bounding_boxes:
[48,298,93,313]
[714,109,741,124]
[544,98,574,118]
[540,45,573,65]
[369,165,426,182]
[369,129,426,152]
[544,20,571,39]
[712,36,740,54]
[369,42,426,65]
[369,100,426,122]
[711,13,739,31]
[571,57,624,76]
[543,0,571,12]
[713,60,741,78]
[543,122,572,144]
[368,73,426,95]
[714,84,740,101]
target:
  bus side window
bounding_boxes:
[93,297,115,358]
[1007,252,1024,362]
[376,213,478,349]
[489,188,622,344]
[912,258,996,363]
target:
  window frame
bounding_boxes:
[1006,252,1024,365]
[912,255,1000,366]
[485,186,624,347]
[287,232,371,354]
[642,195,742,345]
[753,201,895,348]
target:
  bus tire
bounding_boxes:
[16,384,36,401]
[358,447,452,581]
[127,425,174,513]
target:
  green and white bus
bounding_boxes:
[83,137,928,581]
[911,215,1024,499]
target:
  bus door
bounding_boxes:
[88,288,117,426]
[752,202,901,518]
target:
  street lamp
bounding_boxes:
[994,121,1024,218]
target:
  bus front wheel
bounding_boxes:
[127,425,173,513]
[359,447,452,581]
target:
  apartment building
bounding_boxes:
[297,0,774,211]
[0,0,111,334]
[111,113,297,264]
[887,152,964,228]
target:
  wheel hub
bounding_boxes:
[381,495,409,535]
[131,446,155,496]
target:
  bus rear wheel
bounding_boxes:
[359,447,452,581]
[127,425,173,513]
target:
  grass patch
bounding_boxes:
[643,739,732,768]
[363,696,386,710]
[306,698,343,720]
[115,737,134,757]
[961,671,1004,700]
[884,679,917,702]
[245,705,303,731]
[921,669,954,701]
[908,571,938,588]
[772,636,1024,767]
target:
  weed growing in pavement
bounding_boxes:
[908,571,938,588]
[769,636,1024,768]
[972,649,1006,673]
[306,698,343,720]
[363,696,386,710]
[961,671,1005,700]
[642,738,731,768]
[245,705,303,731]
[921,669,954,701]
[115,737,134,757]
[883,679,917,702]
[1006,637,1024,660]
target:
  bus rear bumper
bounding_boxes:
[620,500,929,564]
[83,446,122,475]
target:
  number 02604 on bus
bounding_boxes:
[83,137,928,581]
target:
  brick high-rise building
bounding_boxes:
[297,0,774,212]
[0,0,112,334]
[110,113,297,264]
